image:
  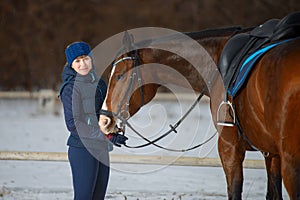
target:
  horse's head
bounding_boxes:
[99,32,158,134]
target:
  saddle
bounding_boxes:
[217,12,300,126]
[219,11,300,97]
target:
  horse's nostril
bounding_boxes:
[105,117,111,127]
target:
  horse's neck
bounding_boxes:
[146,36,229,96]
[197,36,229,97]
[197,36,229,64]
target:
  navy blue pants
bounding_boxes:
[68,147,110,200]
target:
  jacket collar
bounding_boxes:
[62,65,98,83]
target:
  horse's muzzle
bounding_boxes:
[99,114,116,135]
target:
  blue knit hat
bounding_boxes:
[65,41,92,68]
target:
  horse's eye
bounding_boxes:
[116,74,123,81]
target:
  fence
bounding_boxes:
[0,90,60,115]
[0,151,265,169]
[0,90,209,115]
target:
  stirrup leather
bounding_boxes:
[217,100,236,127]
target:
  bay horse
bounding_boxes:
[99,27,300,199]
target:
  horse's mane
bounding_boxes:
[138,26,255,47]
[185,26,254,39]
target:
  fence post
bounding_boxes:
[37,89,56,114]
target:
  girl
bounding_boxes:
[60,41,127,200]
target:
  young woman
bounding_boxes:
[59,41,127,200]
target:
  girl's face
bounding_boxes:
[71,55,92,76]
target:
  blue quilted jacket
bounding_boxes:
[60,65,110,151]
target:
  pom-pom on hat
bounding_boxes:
[65,41,92,68]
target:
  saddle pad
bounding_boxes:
[228,38,293,97]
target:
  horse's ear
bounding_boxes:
[123,31,134,51]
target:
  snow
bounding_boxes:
[0,98,289,199]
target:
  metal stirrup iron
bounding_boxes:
[217,100,236,127]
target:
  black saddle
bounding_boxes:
[272,11,300,41]
[219,11,300,97]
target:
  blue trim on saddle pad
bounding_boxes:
[228,38,293,97]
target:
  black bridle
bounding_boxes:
[100,50,144,132]
[100,50,143,121]
[101,49,217,152]
[115,50,144,121]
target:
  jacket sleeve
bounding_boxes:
[61,83,106,142]
[96,78,107,117]
[60,83,76,133]
[99,78,107,99]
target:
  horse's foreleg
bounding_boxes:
[281,155,300,200]
[265,156,283,200]
[279,95,300,200]
[218,133,246,200]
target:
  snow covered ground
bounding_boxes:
[0,98,289,199]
